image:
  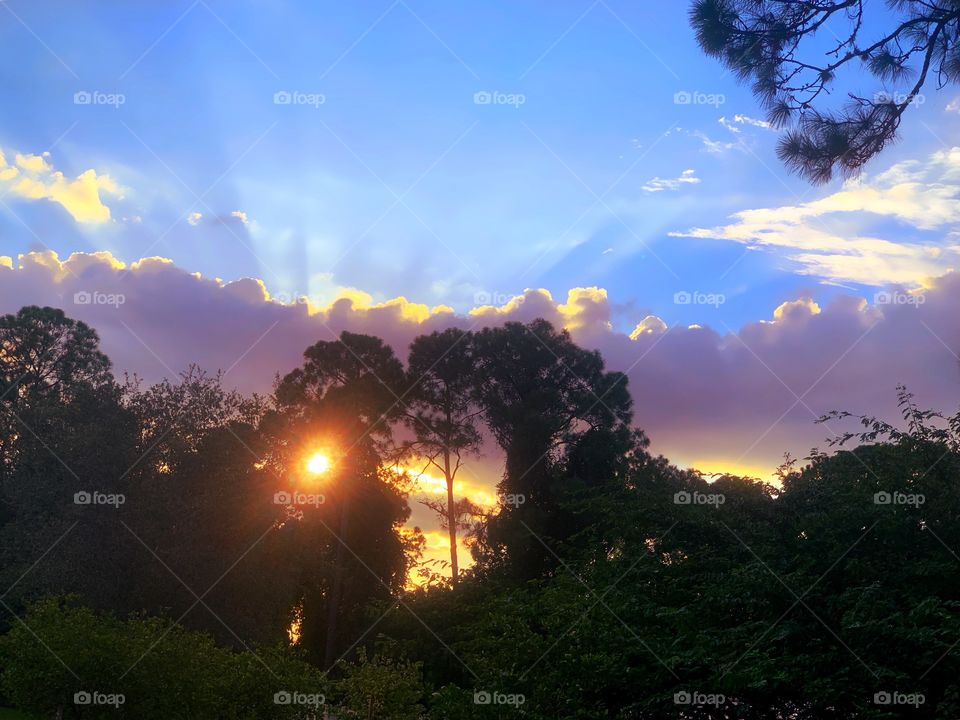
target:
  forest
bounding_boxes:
[1,305,958,719]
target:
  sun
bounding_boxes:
[305,451,331,476]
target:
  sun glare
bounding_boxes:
[305,452,331,476]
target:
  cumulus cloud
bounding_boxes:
[642,169,700,193]
[0,148,123,223]
[670,147,960,286]
[2,251,958,487]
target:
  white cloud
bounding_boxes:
[692,130,739,155]
[642,169,700,193]
[670,147,960,285]
[718,117,741,134]
[732,114,773,129]
[187,212,203,226]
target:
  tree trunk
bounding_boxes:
[443,447,459,586]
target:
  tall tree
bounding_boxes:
[274,332,411,667]
[471,319,633,578]
[0,307,136,612]
[691,0,960,183]
[404,328,482,586]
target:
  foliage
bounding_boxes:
[3,306,960,717]
[691,0,960,182]
[0,598,326,720]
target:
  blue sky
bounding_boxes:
[1,0,958,334]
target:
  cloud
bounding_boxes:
[670,147,960,286]
[642,169,700,193]
[0,148,123,224]
[947,98,960,113]
[2,250,959,488]
[732,114,773,129]
[629,315,667,339]
[718,117,742,134]
[186,209,252,229]
[692,130,739,155]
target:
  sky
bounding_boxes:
[2,1,960,564]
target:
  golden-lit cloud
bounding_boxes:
[670,147,960,286]
[630,314,667,339]
[2,250,960,517]
[0,148,123,224]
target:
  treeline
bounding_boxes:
[1,305,959,718]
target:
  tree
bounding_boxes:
[404,328,483,587]
[274,332,411,668]
[691,0,960,183]
[471,319,633,579]
[0,307,138,614]
[0,597,328,720]
[335,648,426,720]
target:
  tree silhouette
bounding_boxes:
[403,328,482,587]
[691,0,960,183]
